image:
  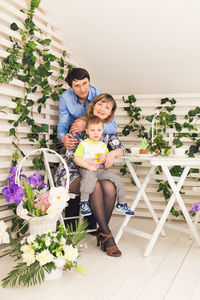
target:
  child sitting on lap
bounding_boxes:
[73,116,134,217]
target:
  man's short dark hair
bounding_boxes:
[66,68,90,87]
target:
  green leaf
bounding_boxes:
[38,105,42,113]
[161,98,169,104]
[32,0,41,8]
[39,39,51,46]
[10,23,19,31]
[9,128,16,136]
[40,124,49,133]
[12,152,19,160]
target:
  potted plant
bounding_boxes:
[147,135,172,156]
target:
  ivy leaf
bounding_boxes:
[32,86,37,93]
[40,124,49,133]
[38,105,42,113]
[175,122,182,132]
[12,152,19,160]
[9,128,16,136]
[51,91,59,101]
[161,98,169,104]
[27,100,34,107]
[10,23,19,31]
[39,39,51,46]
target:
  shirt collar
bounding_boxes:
[86,138,101,145]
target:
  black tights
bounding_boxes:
[69,177,117,248]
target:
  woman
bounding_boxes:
[55,93,124,257]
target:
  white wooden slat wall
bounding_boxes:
[1,0,200,229]
[113,94,200,220]
[0,0,77,228]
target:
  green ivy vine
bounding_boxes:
[121,94,200,218]
[0,0,73,236]
[0,0,72,167]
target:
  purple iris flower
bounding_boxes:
[2,184,24,204]
[7,167,26,184]
[28,173,46,188]
[190,202,200,215]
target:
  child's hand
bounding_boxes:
[98,153,106,163]
[86,158,100,171]
[87,165,98,171]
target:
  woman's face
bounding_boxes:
[93,101,113,120]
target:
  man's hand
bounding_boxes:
[61,133,79,150]
[70,119,86,133]
[104,152,115,168]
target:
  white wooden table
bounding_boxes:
[115,155,200,256]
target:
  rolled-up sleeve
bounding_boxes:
[57,94,70,141]
[103,117,117,135]
[105,134,126,155]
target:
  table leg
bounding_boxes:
[144,165,191,257]
[125,161,166,236]
[115,161,165,244]
[162,165,200,247]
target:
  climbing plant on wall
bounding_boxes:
[0,0,72,167]
[121,94,200,218]
[0,0,73,236]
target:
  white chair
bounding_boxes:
[42,148,97,233]
[42,148,79,227]
[17,148,96,233]
[16,148,79,228]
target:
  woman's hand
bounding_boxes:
[61,133,79,150]
[104,152,115,168]
[104,148,123,168]
[70,119,86,133]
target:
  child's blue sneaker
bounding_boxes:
[80,201,92,216]
[115,203,134,216]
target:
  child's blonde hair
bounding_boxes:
[80,93,116,123]
[86,116,103,129]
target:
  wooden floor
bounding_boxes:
[0,216,200,300]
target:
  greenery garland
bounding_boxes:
[0,0,72,235]
[0,0,72,167]
[121,94,200,218]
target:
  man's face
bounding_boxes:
[71,78,90,101]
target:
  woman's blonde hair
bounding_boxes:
[80,93,116,123]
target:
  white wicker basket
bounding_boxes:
[16,203,60,235]
[15,148,69,235]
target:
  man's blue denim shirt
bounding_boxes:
[57,85,117,141]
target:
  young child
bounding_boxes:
[73,116,134,217]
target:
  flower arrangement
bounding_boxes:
[1,220,88,287]
[2,167,70,219]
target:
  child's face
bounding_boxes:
[93,100,113,120]
[86,122,103,141]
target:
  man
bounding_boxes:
[57,68,117,149]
